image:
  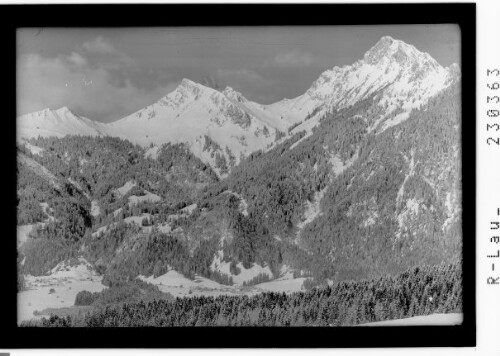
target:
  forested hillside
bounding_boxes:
[216,81,462,284]
[17,81,461,294]
[17,137,219,281]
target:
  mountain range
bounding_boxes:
[17,36,460,177]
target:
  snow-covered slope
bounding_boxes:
[106,79,281,174]
[358,313,463,326]
[266,36,460,135]
[222,86,290,132]
[17,107,108,141]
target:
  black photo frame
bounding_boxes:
[2,2,476,348]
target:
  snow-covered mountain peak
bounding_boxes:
[363,35,440,71]
[270,36,458,137]
[149,79,212,112]
[100,77,284,176]
[17,107,107,140]
[24,107,78,123]
[176,78,207,96]
[179,77,202,89]
[364,36,412,64]
[223,86,247,103]
[55,106,72,115]
[363,36,397,64]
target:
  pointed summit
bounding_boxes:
[17,107,107,140]
[363,36,434,67]
[179,78,199,88]
[363,36,397,64]
[55,106,73,116]
[172,78,209,100]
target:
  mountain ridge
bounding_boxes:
[17,36,460,175]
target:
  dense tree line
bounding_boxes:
[242,272,271,287]
[21,238,79,276]
[74,279,173,307]
[16,158,51,224]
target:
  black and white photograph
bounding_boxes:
[1,2,483,350]
[15,22,465,328]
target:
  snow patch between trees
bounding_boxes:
[224,190,249,216]
[328,149,358,176]
[23,141,45,155]
[144,145,160,160]
[17,224,37,247]
[90,200,100,217]
[114,180,136,198]
[297,188,327,230]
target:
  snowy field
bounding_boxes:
[139,265,306,298]
[252,271,307,294]
[139,270,238,298]
[128,191,161,206]
[358,313,463,326]
[18,258,106,323]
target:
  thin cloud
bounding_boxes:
[67,52,87,67]
[82,36,118,54]
[215,68,277,103]
[274,49,314,66]
[216,68,271,87]
[17,52,177,122]
[79,36,134,68]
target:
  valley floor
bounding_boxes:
[139,269,307,298]
[17,258,106,324]
[18,263,307,323]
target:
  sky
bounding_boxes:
[17,25,460,123]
